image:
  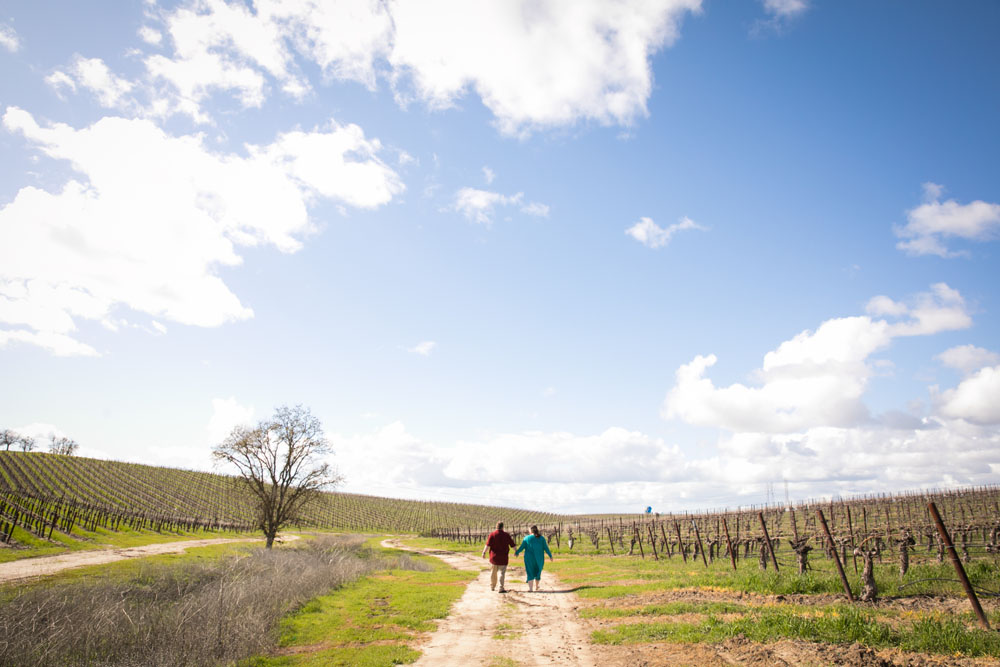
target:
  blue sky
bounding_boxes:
[1,0,998,513]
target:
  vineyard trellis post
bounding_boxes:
[757,511,778,571]
[927,501,990,630]
[817,508,854,602]
[722,517,737,571]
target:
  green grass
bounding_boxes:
[591,605,1000,658]
[492,622,522,640]
[581,600,747,618]
[484,658,521,667]
[539,549,1000,600]
[251,543,475,666]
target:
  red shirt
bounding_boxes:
[486,529,516,565]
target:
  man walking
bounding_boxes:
[482,521,517,593]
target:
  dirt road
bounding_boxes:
[383,539,594,666]
[0,534,296,584]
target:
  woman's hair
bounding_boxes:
[530,525,540,537]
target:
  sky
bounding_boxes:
[1,0,998,514]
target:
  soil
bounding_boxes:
[585,586,1000,617]
[0,534,297,584]
[383,538,595,666]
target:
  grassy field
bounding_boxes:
[250,539,474,666]
[543,547,1000,661]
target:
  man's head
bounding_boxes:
[497,522,504,530]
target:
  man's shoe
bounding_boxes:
[498,588,506,593]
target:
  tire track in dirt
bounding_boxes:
[383,538,595,666]
[0,534,298,583]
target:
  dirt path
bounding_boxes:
[383,539,594,666]
[0,534,298,584]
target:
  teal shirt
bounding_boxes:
[515,534,552,570]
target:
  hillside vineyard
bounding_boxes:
[0,452,565,542]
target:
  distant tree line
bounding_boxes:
[1,429,79,455]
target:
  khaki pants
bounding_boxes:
[490,564,508,590]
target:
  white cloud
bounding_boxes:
[626,215,706,249]
[448,427,685,484]
[0,24,20,52]
[895,183,1000,258]
[139,26,163,45]
[762,0,808,18]
[663,284,972,434]
[0,107,403,355]
[45,71,77,95]
[938,366,1000,425]
[206,396,254,444]
[330,411,999,513]
[0,329,99,357]
[136,0,701,133]
[408,340,436,356]
[48,58,138,110]
[389,0,700,135]
[452,188,548,225]
[333,422,684,494]
[937,345,1000,375]
[482,166,495,184]
[70,57,137,108]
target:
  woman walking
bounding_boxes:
[515,525,553,591]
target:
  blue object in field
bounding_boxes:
[645,506,652,514]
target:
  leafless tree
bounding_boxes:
[18,435,34,451]
[213,405,342,548]
[48,435,79,456]
[1,429,18,451]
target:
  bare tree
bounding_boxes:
[1,429,18,451]
[48,435,80,456]
[213,405,342,548]
[18,435,35,451]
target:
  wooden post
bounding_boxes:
[674,520,687,563]
[692,520,708,567]
[757,511,779,571]
[606,526,616,555]
[847,506,858,574]
[647,524,658,560]
[928,501,990,630]
[817,509,854,602]
[722,517,737,571]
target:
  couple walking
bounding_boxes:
[481,522,553,593]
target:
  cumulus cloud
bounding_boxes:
[328,283,993,512]
[937,345,1000,375]
[47,57,137,109]
[132,0,701,133]
[452,188,548,225]
[332,422,685,496]
[626,215,705,249]
[937,366,1000,425]
[331,411,999,513]
[408,340,436,356]
[895,183,1000,258]
[0,107,403,355]
[0,24,20,52]
[664,284,972,434]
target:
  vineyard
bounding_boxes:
[0,451,566,548]
[437,485,1000,635]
